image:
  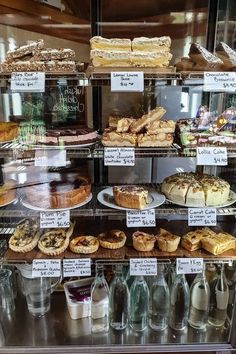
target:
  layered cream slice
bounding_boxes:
[161,172,230,207]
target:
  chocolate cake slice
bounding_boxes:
[215,42,236,69]
[189,43,224,70]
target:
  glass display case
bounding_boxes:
[0,0,236,353]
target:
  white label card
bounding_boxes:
[35,149,66,167]
[126,209,156,227]
[130,258,157,276]
[204,72,236,92]
[63,259,91,277]
[176,258,203,275]
[40,210,70,229]
[32,259,61,278]
[104,147,135,166]
[11,72,45,92]
[188,208,217,226]
[197,147,227,166]
[111,71,144,92]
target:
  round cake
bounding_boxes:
[161,172,230,207]
[25,175,91,209]
[113,185,148,209]
[0,179,16,206]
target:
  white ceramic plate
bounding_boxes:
[20,193,93,211]
[97,187,165,211]
[0,198,18,208]
[166,190,236,208]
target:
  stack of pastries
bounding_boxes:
[102,106,175,147]
[0,39,79,72]
[90,36,172,68]
[176,42,236,71]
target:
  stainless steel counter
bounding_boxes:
[0,293,232,354]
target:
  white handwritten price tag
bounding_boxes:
[104,147,135,166]
[35,149,66,167]
[204,72,236,92]
[130,258,157,276]
[188,208,216,226]
[111,71,144,92]
[63,259,91,277]
[40,210,70,229]
[11,72,45,92]
[197,147,227,166]
[176,258,203,275]
[32,259,61,278]
[126,209,156,227]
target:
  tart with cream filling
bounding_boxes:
[98,230,126,249]
[70,236,99,254]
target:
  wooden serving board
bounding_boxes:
[182,248,236,259]
[126,246,184,258]
[65,246,126,260]
[4,249,65,262]
[87,65,176,75]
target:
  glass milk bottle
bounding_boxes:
[169,272,190,331]
[188,270,210,330]
[208,264,229,327]
[91,264,109,333]
[149,264,170,331]
[109,264,129,330]
[130,276,149,331]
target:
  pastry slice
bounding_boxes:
[116,118,135,133]
[132,231,156,251]
[38,229,70,256]
[132,36,171,52]
[102,131,136,146]
[215,42,236,69]
[181,228,216,251]
[9,218,41,253]
[201,175,230,206]
[185,181,205,206]
[113,185,149,209]
[147,120,176,134]
[90,36,131,51]
[90,49,131,67]
[98,230,126,249]
[157,228,180,252]
[189,43,223,69]
[130,51,172,67]
[69,236,99,254]
[130,107,166,133]
[137,133,173,147]
[201,232,236,255]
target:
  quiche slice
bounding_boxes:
[9,218,41,253]
[69,236,99,254]
[38,229,70,256]
[98,230,126,249]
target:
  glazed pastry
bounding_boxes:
[102,131,137,146]
[157,228,180,252]
[137,133,174,147]
[113,185,149,209]
[98,230,126,249]
[116,118,135,133]
[9,219,41,253]
[132,231,156,251]
[38,229,70,256]
[146,120,175,134]
[181,228,216,252]
[70,236,99,254]
[130,107,166,133]
[201,232,236,255]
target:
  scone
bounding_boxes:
[69,236,99,254]
[113,185,149,209]
[132,231,156,251]
[9,218,41,253]
[157,228,180,252]
[98,230,126,249]
[38,229,70,256]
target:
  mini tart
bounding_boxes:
[9,218,41,253]
[69,236,99,254]
[98,230,126,249]
[113,185,148,209]
[38,229,70,256]
[0,179,16,206]
[157,228,180,252]
[132,231,156,252]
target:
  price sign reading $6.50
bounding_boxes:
[126,209,156,227]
